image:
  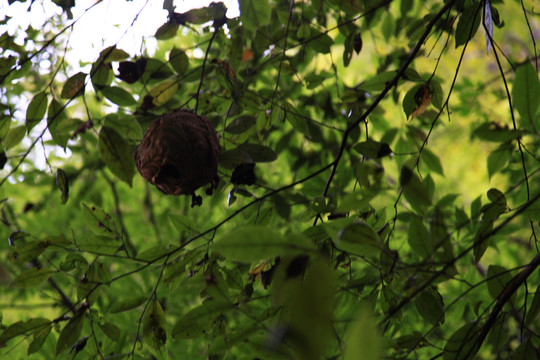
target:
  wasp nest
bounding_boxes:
[135,110,220,204]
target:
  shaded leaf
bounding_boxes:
[487,265,513,299]
[81,203,121,238]
[99,321,121,342]
[101,86,137,106]
[3,125,25,150]
[443,322,481,360]
[56,168,69,204]
[116,58,146,84]
[455,2,482,48]
[408,216,432,259]
[213,227,314,263]
[142,299,167,349]
[343,306,383,360]
[337,221,383,257]
[238,0,271,31]
[400,166,432,212]
[415,287,445,325]
[155,21,178,40]
[56,313,84,355]
[98,126,135,186]
[25,93,48,131]
[60,72,86,99]
[109,296,147,314]
[512,61,540,131]
[225,115,256,134]
[9,240,48,263]
[0,318,50,346]
[169,48,189,74]
[27,323,52,355]
[353,140,392,159]
[172,301,233,339]
[237,143,277,162]
[10,267,55,288]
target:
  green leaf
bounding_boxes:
[98,321,121,342]
[0,318,50,346]
[81,203,121,238]
[10,267,55,288]
[27,323,52,355]
[356,71,397,92]
[101,86,137,106]
[155,21,178,40]
[98,126,135,186]
[56,313,84,355]
[238,0,271,31]
[103,113,142,141]
[225,115,256,134]
[524,286,540,327]
[511,338,538,360]
[337,221,383,257]
[408,216,432,259]
[9,240,48,263]
[47,99,78,148]
[147,80,178,107]
[443,322,481,360]
[473,220,493,262]
[142,299,167,349]
[109,296,147,313]
[60,72,86,99]
[343,306,384,360]
[25,93,48,131]
[414,287,445,325]
[237,143,277,162]
[91,60,113,90]
[56,168,69,204]
[421,148,443,175]
[213,227,313,263]
[169,47,189,74]
[169,213,198,233]
[3,125,25,150]
[172,301,234,339]
[487,265,513,299]
[97,46,129,63]
[353,140,393,159]
[512,61,540,131]
[400,166,432,212]
[455,2,482,48]
[487,143,512,179]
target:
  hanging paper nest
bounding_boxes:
[134,110,220,205]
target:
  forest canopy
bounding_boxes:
[1,0,540,359]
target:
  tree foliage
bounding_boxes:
[1,0,540,359]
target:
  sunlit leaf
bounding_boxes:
[147,80,178,107]
[343,306,383,360]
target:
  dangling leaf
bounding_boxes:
[98,126,135,186]
[142,299,167,349]
[60,72,87,99]
[169,48,189,74]
[26,93,48,131]
[455,2,482,48]
[81,203,121,239]
[147,80,178,107]
[101,86,137,106]
[56,168,69,204]
[512,61,540,132]
[56,313,84,355]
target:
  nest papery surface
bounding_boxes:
[135,110,220,195]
